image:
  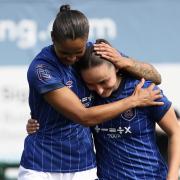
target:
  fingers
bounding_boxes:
[26,126,39,134]
[94,42,111,51]
[136,78,145,89]
[148,89,162,101]
[149,89,162,97]
[133,79,165,107]
[147,83,156,91]
[93,43,117,56]
[28,119,37,124]
[93,43,123,67]
[151,101,164,106]
[153,94,163,100]
[133,78,145,96]
[96,51,113,58]
[94,44,109,53]
[26,119,39,134]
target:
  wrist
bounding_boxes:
[127,96,138,108]
[118,57,133,70]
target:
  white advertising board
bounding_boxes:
[0,64,179,163]
[155,63,180,111]
[0,66,29,162]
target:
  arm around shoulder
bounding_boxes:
[117,57,162,85]
[43,80,164,127]
[43,87,137,126]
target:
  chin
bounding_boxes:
[101,91,112,98]
[63,61,75,66]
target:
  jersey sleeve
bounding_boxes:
[27,59,65,94]
[144,81,172,122]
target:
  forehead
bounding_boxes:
[81,63,113,83]
[56,38,87,53]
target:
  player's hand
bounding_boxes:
[132,78,164,107]
[93,42,127,69]
[26,119,39,134]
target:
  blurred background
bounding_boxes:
[0,0,180,179]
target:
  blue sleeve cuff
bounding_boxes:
[38,83,65,94]
[155,102,172,122]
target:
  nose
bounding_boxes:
[95,85,104,95]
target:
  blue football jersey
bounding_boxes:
[92,77,171,180]
[20,45,96,172]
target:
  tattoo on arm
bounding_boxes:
[125,59,161,85]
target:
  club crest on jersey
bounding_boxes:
[121,108,136,121]
[36,64,51,81]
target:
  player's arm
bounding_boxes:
[26,79,163,132]
[43,79,163,127]
[158,106,180,180]
[94,42,161,85]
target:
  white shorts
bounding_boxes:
[18,166,98,180]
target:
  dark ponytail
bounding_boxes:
[51,4,89,43]
[59,4,70,12]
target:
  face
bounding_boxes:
[81,63,120,98]
[54,38,87,65]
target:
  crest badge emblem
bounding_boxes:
[65,80,73,88]
[36,64,51,81]
[121,108,136,121]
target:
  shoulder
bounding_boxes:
[123,76,139,90]
[27,45,63,84]
[121,76,154,96]
[123,75,154,89]
[28,45,61,74]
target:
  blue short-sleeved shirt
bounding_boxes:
[20,45,96,172]
[92,77,171,180]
